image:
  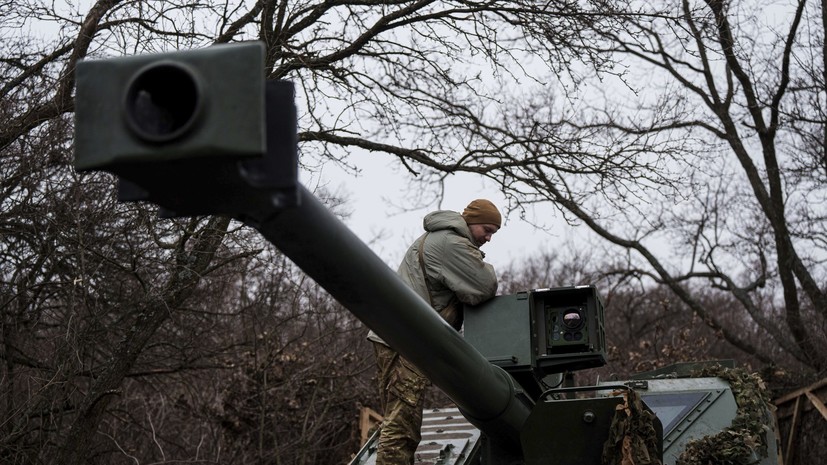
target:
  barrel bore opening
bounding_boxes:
[124,63,201,142]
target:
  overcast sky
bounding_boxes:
[309,149,570,272]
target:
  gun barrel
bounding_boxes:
[252,186,531,447]
[72,43,529,447]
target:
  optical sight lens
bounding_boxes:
[562,308,583,330]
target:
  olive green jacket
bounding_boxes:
[368,210,498,346]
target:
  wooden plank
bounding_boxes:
[783,396,801,465]
[771,410,784,465]
[804,390,827,421]
[359,407,383,446]
[774,377,827,405]
[775,377,827,420]
[773,377,827,464]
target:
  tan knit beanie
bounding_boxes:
[461,199,502,227]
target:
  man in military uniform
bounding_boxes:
[367,199,502,465]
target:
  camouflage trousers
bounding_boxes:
[373,342,429,465]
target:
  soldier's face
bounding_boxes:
[469,223,499,247]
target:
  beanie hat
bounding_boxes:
[461,199,502,228]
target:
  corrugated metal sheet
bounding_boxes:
[350,406,481,465]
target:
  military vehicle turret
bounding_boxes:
[73,42,780,465]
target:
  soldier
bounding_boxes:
[367,199,502,465]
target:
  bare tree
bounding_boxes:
[1,1,616,463]
[10,0,817,462]
[381,0,827,376]
[553,0,827,374]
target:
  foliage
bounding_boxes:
[602,388,663,465]
[677,364,774,465]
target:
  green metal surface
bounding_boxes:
[464,292,532,372]
[74,42,265,171]
[600,376,779,465]
[520,396,623,465]
[465,286,607,386]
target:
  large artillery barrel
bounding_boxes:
[72,42,531,451]
[254,186,532,448]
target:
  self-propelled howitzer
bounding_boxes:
[73,40,530,459]
[73,42,781,465]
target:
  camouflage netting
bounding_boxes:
[676,365,774,465]
[602,388,663,465]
